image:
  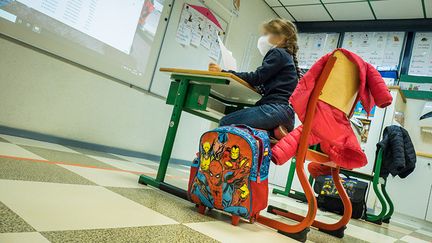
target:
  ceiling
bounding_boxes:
[265,0,432,22]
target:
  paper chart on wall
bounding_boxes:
[297,33,339,69]
[342,32,405,71]
[175,4,223,61]
[175,5,193,46]
[409,32,432,77]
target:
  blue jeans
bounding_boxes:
[219,103,295,131]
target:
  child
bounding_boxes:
[209,19,301,135]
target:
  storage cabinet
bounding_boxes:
[386,156,432,220]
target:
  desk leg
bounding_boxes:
[139,78,189,189]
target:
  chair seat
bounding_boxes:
[306,149,338,168]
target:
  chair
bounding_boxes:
[256,50,360,242]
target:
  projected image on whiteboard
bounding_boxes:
[0,0,167,88]
[17,0,143,54]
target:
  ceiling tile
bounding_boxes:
[280,0,320,6]
[272,7,295,21]
[426,0,432,18]
[371,0,424,19]
[326,2,374,20]
[287,5,333,21]
[322,0,366,2]
[265,0,282,7]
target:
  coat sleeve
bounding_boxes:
[224,49,288,86]
[388,127,407,177]
[399,128,416,178]
[366,63,393,108]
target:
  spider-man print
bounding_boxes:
[191,131,253,216]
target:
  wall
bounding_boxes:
[224,0,274,71]
[0,0,277,161]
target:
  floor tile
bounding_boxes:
[391,217,428,232]
[0,201,34,233]
[108,187,217,223]
[59,164,146,188]
[167,164,190,177]
[113,154,159,166]
[67,146,127,160]
[327,214,406,239]
[416,229,432,238]
[0,232,50,243]
[268,194,309,213]
[0,143,45,159]
[381,224,413,235]
[185,220,299,243]
[409,231,432,242]
[87,155,158,174]
[22,146,117,169]
[307,228,368,243]
[164,175,190,190]
[0,134,79,153]
[0,179,177,231]
[42,224,217,243]
[344,223,397,243]
[0,157,94,185]
[399,235,430,243]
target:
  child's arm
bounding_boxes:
[225,49,288,86]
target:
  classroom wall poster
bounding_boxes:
[409,32,432,77]
[175,4,223,61]
[297,33,339,69]
[342,32,405,71]
[353,101,376,118]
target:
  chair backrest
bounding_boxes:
[318,50,360,115]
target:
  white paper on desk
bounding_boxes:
[218,35,237,71]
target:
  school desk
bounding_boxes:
[138,68,261,199]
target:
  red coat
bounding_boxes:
[272,49,393,169]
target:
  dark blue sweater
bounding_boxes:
[225,48,298,106]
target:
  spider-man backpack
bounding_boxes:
[188,125,271,225]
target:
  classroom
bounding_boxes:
[0,0,431,242]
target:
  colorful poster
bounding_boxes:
[409,32,432,77]
[297,33,339,69]
[342,32,405,71]
[353,101,376,118]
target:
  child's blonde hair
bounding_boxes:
[263,19,302,78]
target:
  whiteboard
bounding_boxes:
[149,0,229,97]
[408,32,432,77]
[342,32,405,71]
[0,0,171,89]
[297,32,339,69]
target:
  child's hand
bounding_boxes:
[208,62,222,72]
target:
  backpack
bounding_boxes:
[313,175,368,219]
[188,125,271,222]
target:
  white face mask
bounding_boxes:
[257,35,275,56]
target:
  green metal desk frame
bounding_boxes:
[273,148,394,224]
[138,73,253,199]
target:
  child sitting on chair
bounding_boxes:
[209,19,301,137]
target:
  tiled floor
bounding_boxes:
[0,134,431,243]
